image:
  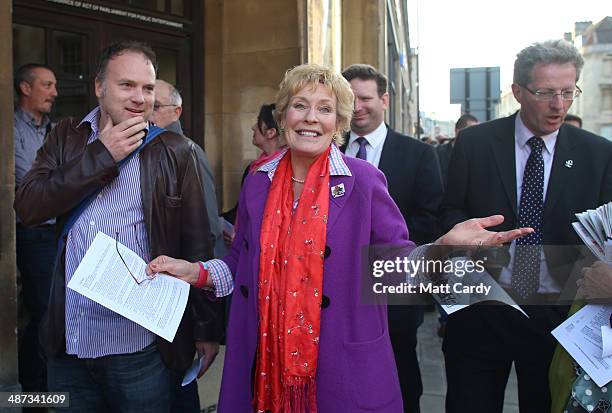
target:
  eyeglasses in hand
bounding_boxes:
[115,226,156,285]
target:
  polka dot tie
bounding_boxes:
[512,136,545,299]
[356,137,368,160]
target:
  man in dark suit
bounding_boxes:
[342,64,444,413]
[442,39,612,413]
[436,113,479,188]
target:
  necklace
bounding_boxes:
[291,176,305,184]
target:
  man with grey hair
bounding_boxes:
[150,79,222,258]
[442,39,612,412]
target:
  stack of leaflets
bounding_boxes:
[572,201,612,262]
[551,203,612,388]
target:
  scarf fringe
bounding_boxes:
[281,376,317,413]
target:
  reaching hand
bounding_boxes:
[436,215,533,247]
[99,115,148,162]
[146,255,200,285]
[195,341,220,378]
[223,229,235,246]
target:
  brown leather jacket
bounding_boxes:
[14,117,223,371]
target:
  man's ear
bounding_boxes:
[381,92,390,110]
[511,83,522,104]
[19,81,32,97]
[174,105,183,119]
[94,78,104,99]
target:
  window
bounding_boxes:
[13,24,45,67]
[603,57,612,78]
[155,48,178,85]
[107,0,187,17]
[13,23,90,120]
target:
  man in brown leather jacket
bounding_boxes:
[14,41,222,412]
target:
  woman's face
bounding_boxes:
[282,83,337,160]
[251,121,266,150]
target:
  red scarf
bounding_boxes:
[255,147,331,413]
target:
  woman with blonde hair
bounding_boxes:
[148,63,531,412]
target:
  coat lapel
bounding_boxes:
[139,138,162,242]
[377,129,393,177]
[543,127,575,219]
[490,118,518,218]
[247,173,271,288]
[246,172,271,233]
[327,173,354,235]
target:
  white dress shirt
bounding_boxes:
[345,122,388,168]
[498,111,561,293]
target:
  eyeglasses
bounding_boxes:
[115,226,155,285]
[520,84,582,101]
[153,103,177,111]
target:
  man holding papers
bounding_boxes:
[14,41,222,412]
[442,39,612,413]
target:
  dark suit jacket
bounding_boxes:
[442,113,612,287]
[436,140,454,188]
[342,127,444,245]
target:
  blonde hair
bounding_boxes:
[275,63,354,146]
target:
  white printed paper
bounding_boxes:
[601,325,612,358]
[67,231,190,342]
[573,202,612,261]
[433,258,528,318]
[573,222,607,261]
[552,304,612,387]
[182,357,205,386]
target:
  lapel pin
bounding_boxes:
[331,183,345,198]
[565,160,573,168]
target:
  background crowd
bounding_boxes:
[12,37,612,413]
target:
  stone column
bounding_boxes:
[205,0,302,211]
[0,0,21,407]
[341,0,386,69]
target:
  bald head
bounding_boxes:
[150,79,182,128]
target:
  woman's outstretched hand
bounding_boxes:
[146,255,200,285]
[436,215,533,247]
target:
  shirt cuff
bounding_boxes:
[202,259,234,297]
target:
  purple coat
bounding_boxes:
[219,155,414,412]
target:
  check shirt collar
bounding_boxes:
[347,121,387,150]
[78,106,149,142]
[257,144,352,182]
